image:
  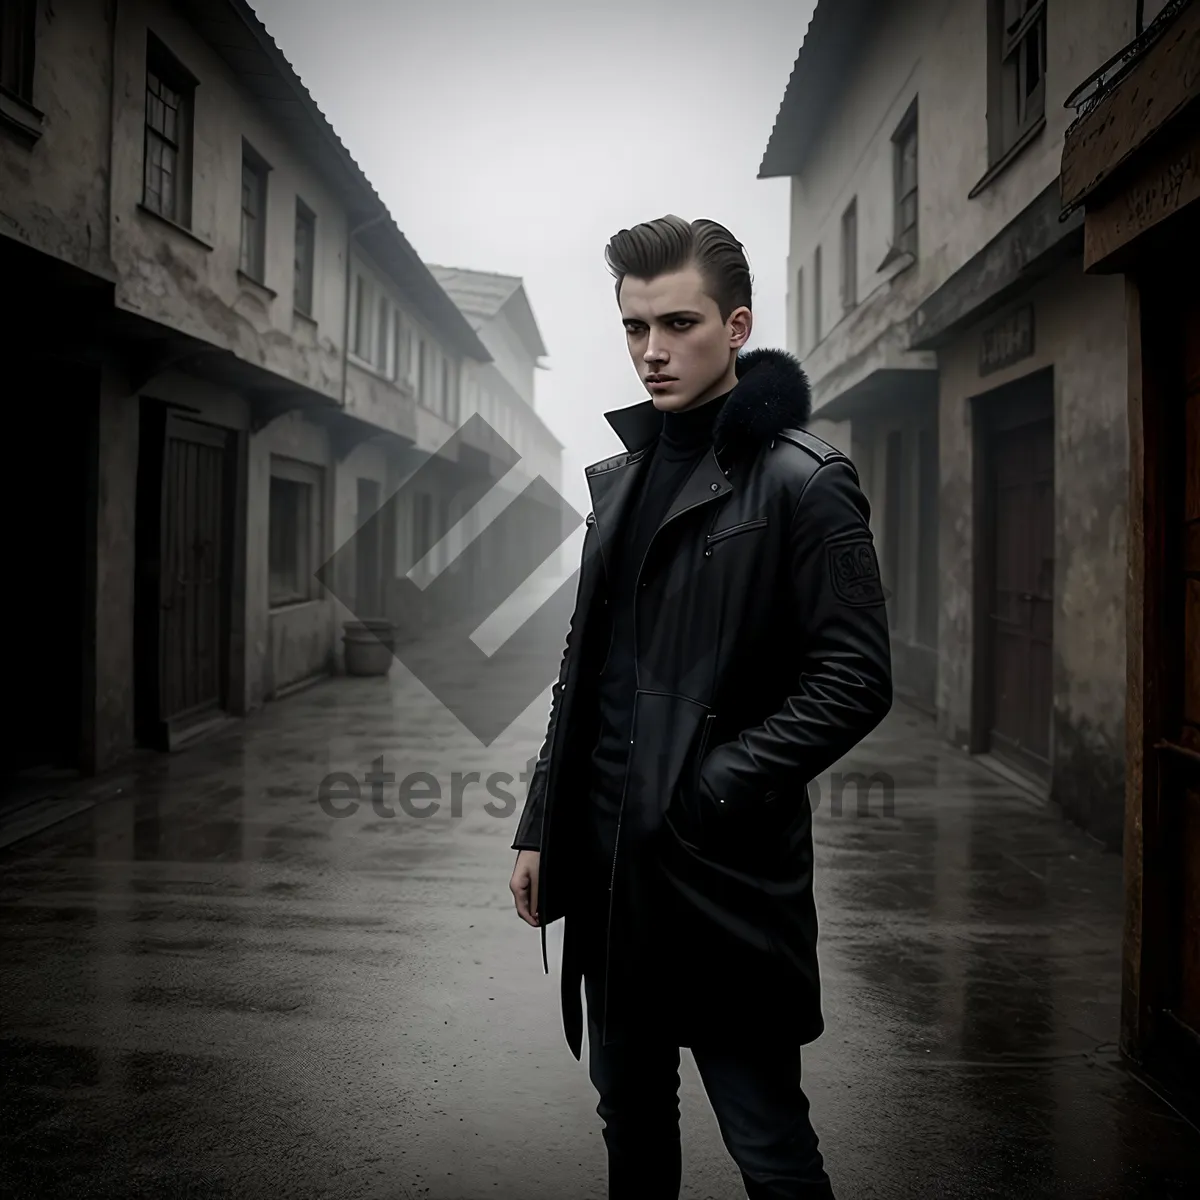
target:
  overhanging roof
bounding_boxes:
[758,0,884,180]
[426,265,550,360]
[177,0,491,364]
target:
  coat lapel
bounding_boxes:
[585,448,651,580]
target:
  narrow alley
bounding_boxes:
[2,672,1197,1199]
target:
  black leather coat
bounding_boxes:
[512,347,893,1059]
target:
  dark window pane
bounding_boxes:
[269,476,313,604]
[377,300,389,369]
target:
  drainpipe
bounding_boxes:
[340,210,390,409]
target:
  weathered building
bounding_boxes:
[428,265,566,582]
[760,0,1136,848]
[0,0,559,790]
[1059,0,1199,1106]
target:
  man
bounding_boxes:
[508,214,892,1199]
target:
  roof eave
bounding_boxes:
[757,0,883,181]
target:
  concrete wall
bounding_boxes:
[0,0,114,278]
[108,0,349,396]
[92,363,139,771]
[937,262,1128,845]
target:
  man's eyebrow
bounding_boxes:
[622,311,704,323]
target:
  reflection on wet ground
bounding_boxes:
[1,679,1197,1198]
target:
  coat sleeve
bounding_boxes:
[510,524,594,851]
[510,623,570,851]
[697,457,893,813]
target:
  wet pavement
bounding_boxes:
[2,673,1199,1199]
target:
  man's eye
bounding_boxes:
[673,320,694,330]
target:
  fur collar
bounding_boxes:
[604,347,811,454]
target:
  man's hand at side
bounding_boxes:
[510,850,540,927]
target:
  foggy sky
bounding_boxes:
[251,0,817,513]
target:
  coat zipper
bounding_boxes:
[705,516,767,546]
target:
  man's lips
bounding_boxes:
[646,376,676,384]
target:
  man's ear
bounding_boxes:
[729,306,752,349]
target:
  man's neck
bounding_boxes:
[678,364,738,412]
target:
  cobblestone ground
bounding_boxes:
[1,667,1198,1198]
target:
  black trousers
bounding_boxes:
[583,971,835,1199]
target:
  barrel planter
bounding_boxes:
[342,619,395,677]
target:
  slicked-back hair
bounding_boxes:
[604,214,752,322]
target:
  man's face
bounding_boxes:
[619,264,751,411]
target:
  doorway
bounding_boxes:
[2,360,93,788]
[1155,293,1200,1072]
[974,369,1055,785]
[135,405,236,749]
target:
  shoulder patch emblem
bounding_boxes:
[828,538,886,606]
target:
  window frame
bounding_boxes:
[293,197,316,317]
[892,98,919,259]
[812,244,823,345]
[239,140,271,284]
[417,338,428,408]
[142,32,197,229]
[352,272,370,360]
[267,457,324,608]
[0,0,37,105]
[988,0,1047,166]
[375,293,391,374]
[795,266,805,355]
[840,198,858,312]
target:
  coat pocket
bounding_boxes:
[705,517,768,547]
[663,711,716,851]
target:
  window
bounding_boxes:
[893,99,918,258]
[376,295,390,373]
[442,358,458,423]
[795,268,805,354]
[352,274,369,359]
[392,310,403,382]
[417,339,428,407]
[812,245,822,345]
[239,142,269,282]
[841,199,858,311]
[143,34,195,227]
[293,199,315,315]
[0,0,36,103]
[988,0,1046,164]
[268,459,323,607]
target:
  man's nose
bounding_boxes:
[644,336,669,363]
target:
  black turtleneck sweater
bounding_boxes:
[582,388,731,875]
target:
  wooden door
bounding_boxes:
[987,413,1055,780]
[1158,296,1200,1061]
[158,415,230,729]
